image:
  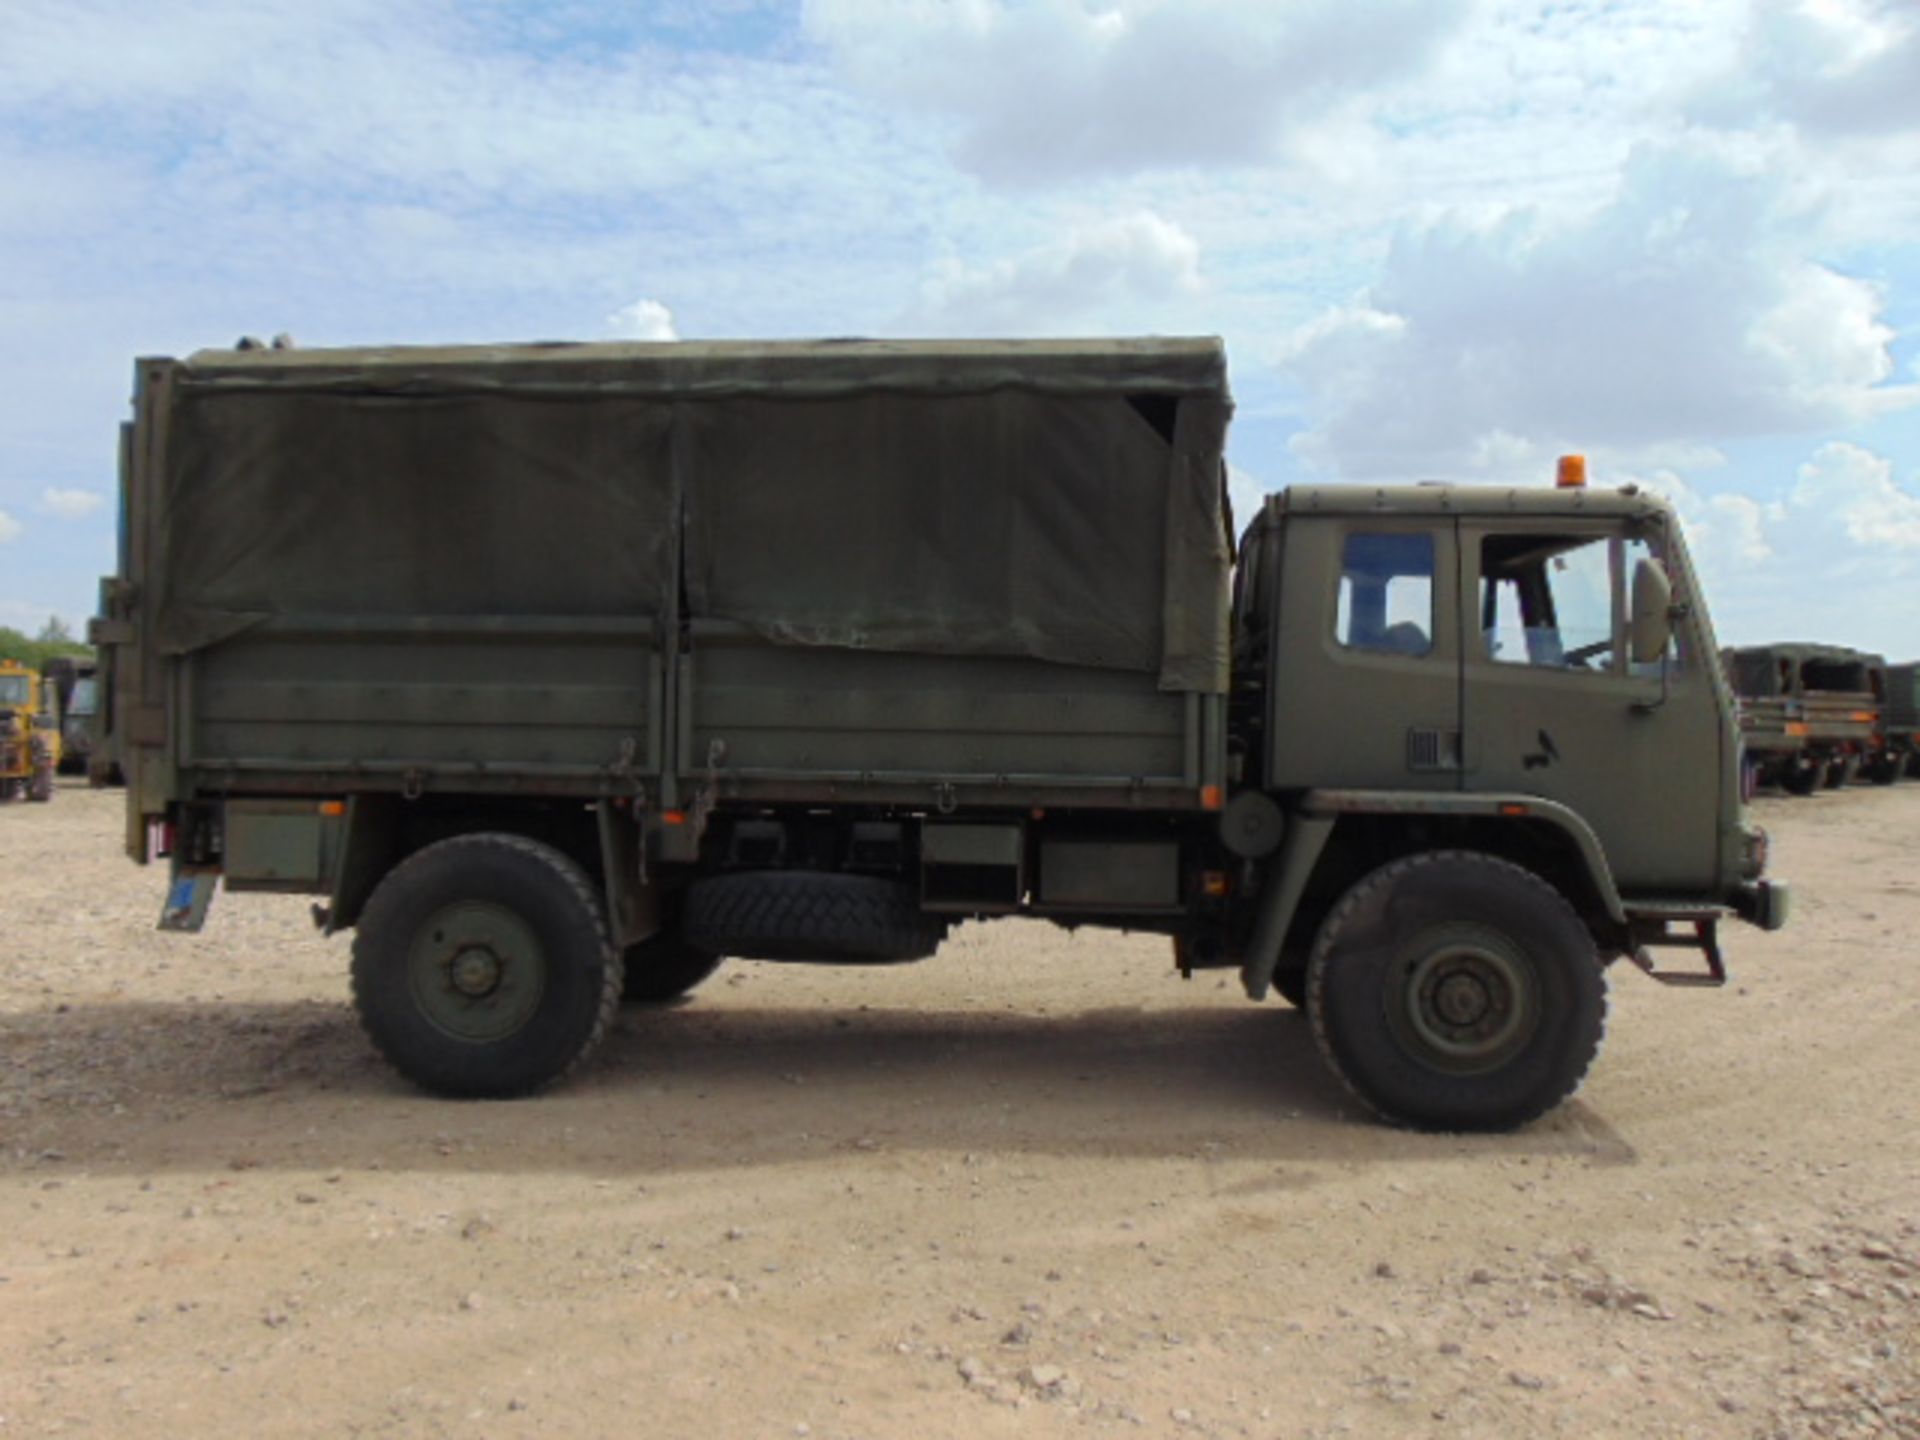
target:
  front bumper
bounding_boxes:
[1733,879,1791,931]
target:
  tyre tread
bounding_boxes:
[350,832,621,1097]
[684,871,945,962]
[1306,849,1609,1131]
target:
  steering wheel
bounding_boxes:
[1561,639,1613,668]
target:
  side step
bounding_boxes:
[1621,901,1730,987]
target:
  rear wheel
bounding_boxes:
[1865,755,1902,786]
[351,834,621,1098]
[1306,851,1606,1132]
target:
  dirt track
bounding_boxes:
[3,782,1917,1438]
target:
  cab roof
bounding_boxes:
[1268,482,1670,522]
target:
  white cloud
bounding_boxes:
[804,0,1469,185]
[0,509,20,544]
[606,298,679,341]
[1638,469,1774,568]
[1280,140,1920,479]
[38,486,104,520]
[1704,0,1920,138]
[908,211,1202,335]
[1790,440,1920,550]
[1623,448,1920,656]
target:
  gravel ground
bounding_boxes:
[3,780,1918,1438]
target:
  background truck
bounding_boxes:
[94,338,1787,1131]
[0,656,60,803]
[1724,644,1885,792]
[40,655,101,777]
[1881,662,1920,782]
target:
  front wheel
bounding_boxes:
[1306,852,1607,1132]
[351,834,622,1098]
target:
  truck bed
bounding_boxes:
[100,339,1233,839]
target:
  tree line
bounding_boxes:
[0,618,92,669]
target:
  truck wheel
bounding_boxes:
[684,871,947,963]
[621,932,723,1004]
[1865,756,1901,786]
[351,834,622,1098]
[1306,851,1607,1132]
[1782,761,1820,796]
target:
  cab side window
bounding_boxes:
[1336,533,1434,657]
[1480,534,1614,670]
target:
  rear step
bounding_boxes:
[1621,901,1730,987]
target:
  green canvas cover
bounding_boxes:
[1725,643,1873,699]
[153,338,1233,692]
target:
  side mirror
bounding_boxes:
[1629,558,1673,665]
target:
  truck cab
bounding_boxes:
[1226,470,1785,1093]
[0,658,61,803]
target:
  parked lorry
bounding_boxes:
[41,655,100,776]
[93,338,1788,1131]
[1723,644,1884,792]
[0,656,60,802]
[1882,662,1920,782]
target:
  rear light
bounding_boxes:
[150,818,175,858]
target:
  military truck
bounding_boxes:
[93,339,1788,1132]
[0,656,60,803]
[1724,644,1883,793]
[1877,662,1920,782]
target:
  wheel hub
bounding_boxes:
[448,946,504,997]
[406,901,547,1042]
[1433,971,1492,1027]
[1391,934,1537,1075]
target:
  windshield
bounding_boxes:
[0,674,30,706]
[1480,534,1614,670]
[70,676,97,715]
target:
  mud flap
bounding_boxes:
[159,866,220,932]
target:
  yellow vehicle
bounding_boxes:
[0,657,60,803]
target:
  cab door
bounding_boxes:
[1457,517,1719,892]
[1265,513,1463,792]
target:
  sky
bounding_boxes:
[1,0,1918,657]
